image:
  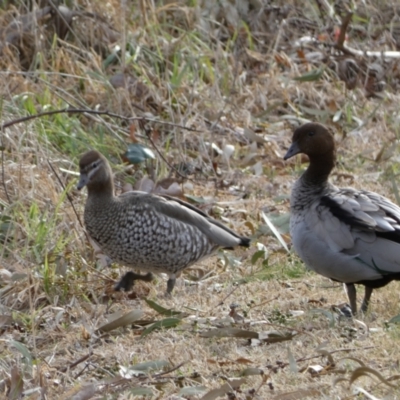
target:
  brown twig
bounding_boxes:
[248,296,280,311]
[58,351,92,373]
[47,160,85,231]
[216,285,241,307]
[0,140,11,204]
[333,12,400,59]
[1,108,200,132]
[295,346,376,364]
[335,12,353,54]
[152,361,187,378]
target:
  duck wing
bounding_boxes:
[320,188,400,238]
[119,191,250,248]
[315,188,400,276]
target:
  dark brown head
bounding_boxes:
[77,150,113,192]
[284,123,335,161]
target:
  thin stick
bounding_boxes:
[335,12,353,51]
[58,351,92,373]
[216,285,241,307]
[152,361,187,378]
[142,123,195,182]
[1,108,201,132]
[47,160,85,232]
[1,141,11,203]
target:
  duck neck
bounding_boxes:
[301,152,335,187]
[87,179,115,202]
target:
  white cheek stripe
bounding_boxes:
[88,164,101,179]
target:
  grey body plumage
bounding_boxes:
[78,150,250,294]
[284,122,400,314]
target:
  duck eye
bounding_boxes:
[91,161,98,170]
[308,131,315,137]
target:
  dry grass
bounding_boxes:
[2,0,400,398]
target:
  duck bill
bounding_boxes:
[284,142,301,160]
[77,173,89,190]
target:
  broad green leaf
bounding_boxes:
[129,359,169,372]
[251,249,267,265]
[96,309,143,333]
[179,386,207,396]
[239,367,264,376]
[293,67,325,82]
[184,195,210,204]
[389,313,400,324]
[144,299,182,317]
[141,318,181,337]
[128,387,154,396]
[10,341,33,366]
[0,215,12,243]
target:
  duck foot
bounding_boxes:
[115,272,154,292]
[338,303,353,318]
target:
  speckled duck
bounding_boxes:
[78,150,250,294]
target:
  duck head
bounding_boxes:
[284,123,335,160]
[77,150,112,191]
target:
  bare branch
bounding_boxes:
[1,108,201,132]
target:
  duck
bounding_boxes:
[284,122,400,314]
[77,150,250,294]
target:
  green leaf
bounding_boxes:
[10,341,33,366]
[129,359,169,372]
[0,215,12,243]
[388,313,400,324]
[293,67,325,82]
[124,143,155,164]
[103,52,119,69]
[179,386,207,396]
[239,367,264,377]
[251,250,267,265]
[144,299,182,317]
[96,309,143,333]
[128,387,154,396]
[141,318,181,337]
[184,195,210,204]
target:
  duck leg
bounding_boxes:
[115,272,153,291]
[166,276,176,295]
[360,286,373,313]
[345,283,357,315]
[166,272,183,295]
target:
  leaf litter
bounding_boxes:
[2,0,400,399]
